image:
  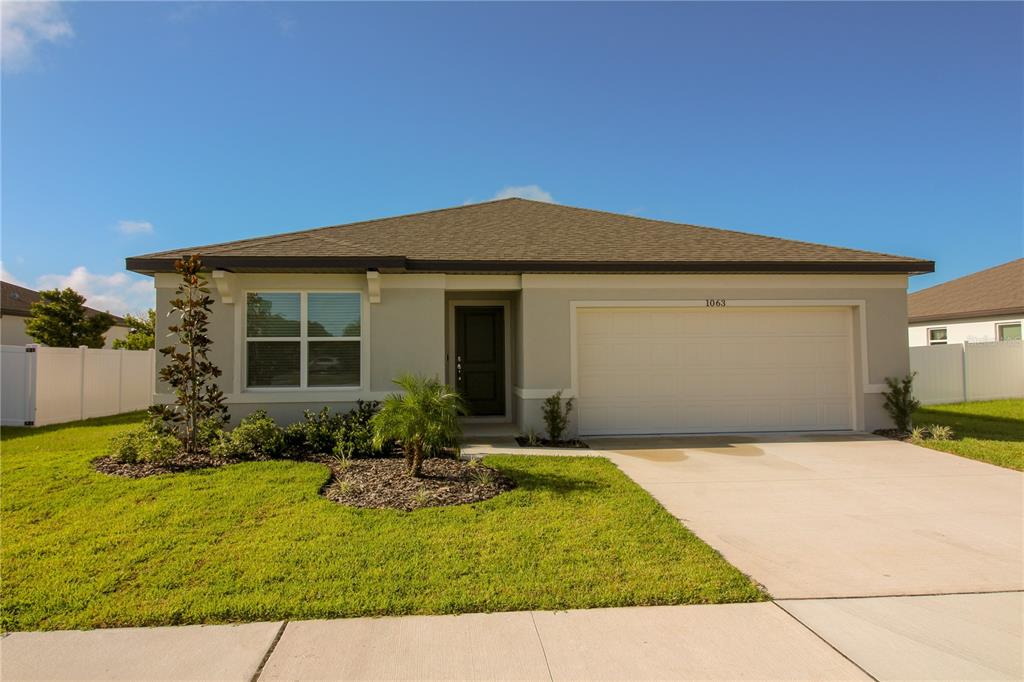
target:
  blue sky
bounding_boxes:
[2,1,1021,314]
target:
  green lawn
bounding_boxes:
[0,413,765,631]
[912,399,1024,471]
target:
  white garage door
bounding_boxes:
[576,307,855,435]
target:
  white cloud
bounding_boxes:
[1,261,27,287]
[278,16,296,36]
[491,185,555,203]
[35,266,154,316]
[117,219,154,235]
[1,1,73,72]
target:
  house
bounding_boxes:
[127,198,934,436]
[908,259,1023,347]
[0,281,131,348]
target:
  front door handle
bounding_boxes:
[456,355,463,385]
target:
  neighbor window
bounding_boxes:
[927,328,947,345]
[997,322,1022,342]
[246,292,361,388]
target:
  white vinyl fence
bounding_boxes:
[1,345,156,427]
[910,340,1024,405]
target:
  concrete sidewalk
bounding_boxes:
[1,603,865,681]
[3,594,1020,680]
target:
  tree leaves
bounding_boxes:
[24,288,115,348]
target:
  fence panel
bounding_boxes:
[121,349,156,412]
[910,340,1024,405]
[0,345,155,427]
[1,346,33,426]
[966,340,1024,402]
[83,348,122,419]
[34,348,85,426]
[909,344,965,405]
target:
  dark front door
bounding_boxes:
[454,306,505,416]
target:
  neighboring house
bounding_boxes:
[908,259,1023,347]
[0,281,131,348]
[127,198,933,436]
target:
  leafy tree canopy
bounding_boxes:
[24,288,114,348]
[112,309,156,350]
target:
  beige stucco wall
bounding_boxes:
[1,314,131,349]
[152,271,912,432]
[1,315,33,346]
[514,274,912,434]
[154,272,446,424]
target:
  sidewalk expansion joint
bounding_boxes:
[251,620,288,682]
[776,588,1023,602]
[529,611,554,681]
[772,602,879,682]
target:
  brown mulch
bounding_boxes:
[323,456,516,511]
[514,436,589,449]
[92,454,234,478]
[872,429,911,441]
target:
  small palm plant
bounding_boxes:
[371,374,467,477]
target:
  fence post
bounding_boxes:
[961,341,969,403]
[24,344,38,426]
[79,345,88,421]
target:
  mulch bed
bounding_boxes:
[92,454,235,479]
[514,436,589,449]
[872,429,911,441]
[323,456,516,511]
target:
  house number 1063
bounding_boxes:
[705,299,727,307]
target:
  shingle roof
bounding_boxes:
[127,198,934,275]
[908,259,1024,323]
[1,281,127,324]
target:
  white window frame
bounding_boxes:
[243,290,364,391]
[927,327,948,346]
[996,321,1022,342]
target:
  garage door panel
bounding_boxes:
[576,307,855,435]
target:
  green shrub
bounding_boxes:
[541,391,573,442]
[109,426,181,465]
[371,374,467,476]
[211,410,284,461]
[196,416,226,449]
[928,424,954,441]
[909,425,928,443]
[284,407,346,456]
[333,401,390,459]
[109,429,143,464]
[882,374,920,433]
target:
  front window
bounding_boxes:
[927,328,947,345]
[997,322,1022,341]
[246,292,361,388]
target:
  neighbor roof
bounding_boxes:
[126,198,934,275]
[0,281,127,324]
[908,259,1024,324]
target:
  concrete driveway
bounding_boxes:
[594,433,1023,599]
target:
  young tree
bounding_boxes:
[24,288,115,348]
[371,374,466,477]
[150,256,229,455]
[112,309,156,350]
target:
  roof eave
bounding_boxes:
[126,256,935,276]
